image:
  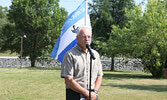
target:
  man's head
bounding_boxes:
[76,26,92,51]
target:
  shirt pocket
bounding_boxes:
[73,57,86,77]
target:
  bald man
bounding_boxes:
[61,26,103,100]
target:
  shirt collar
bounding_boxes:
[76,44,87,53]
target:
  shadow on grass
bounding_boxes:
[101,84,167,92]
[25,67,61,70]
[102,70,167,92]
[103,73,152,80]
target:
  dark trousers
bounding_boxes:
[66,89,81,100]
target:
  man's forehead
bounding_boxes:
[80,28,91,34]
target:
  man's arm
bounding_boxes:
[94,76,102,91]
[65,77,89,97]
[65,77,98,100]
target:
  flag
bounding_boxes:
[51,0,91,62]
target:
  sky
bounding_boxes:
[0,0,146,15]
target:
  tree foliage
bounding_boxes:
[111,0,167,78]
[89,0,135,40]
[0,6,8,48]
[0,6,8,19]
[1,0,68,67]
[89,0,135,70]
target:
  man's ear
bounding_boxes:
[76,35,78,39]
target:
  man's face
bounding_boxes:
[77,27,91,49]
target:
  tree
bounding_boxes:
[89,0,135,39]
[0,6,8,19]
[0,6,8,49]
[2,0,67,67]
[89,0,135,70]
[112,0,167,78]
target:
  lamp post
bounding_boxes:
[20,34,26,68]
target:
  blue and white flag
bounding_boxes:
[51,1,91,62]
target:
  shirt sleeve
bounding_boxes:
[97,54,103,77]
[61,52,74,78]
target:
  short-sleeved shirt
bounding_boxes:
[61,45,103,90]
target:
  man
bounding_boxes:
[61,26,103,100]
[165,59,167,79]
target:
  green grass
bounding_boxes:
[0,68,167,100]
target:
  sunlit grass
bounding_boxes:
[0,68,65,100]
[0,68,167,100]
[100,70,167,100]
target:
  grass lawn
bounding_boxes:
[0,68,167,100]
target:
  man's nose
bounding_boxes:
[85,36,89,40]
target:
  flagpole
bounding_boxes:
[85,0,87,26]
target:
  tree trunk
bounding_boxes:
[31,60,35,67]
[148,66,164,78]
[30,57,36,67]
[110,57,115,71]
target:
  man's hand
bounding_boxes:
[86,92,98,100]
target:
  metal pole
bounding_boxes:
[85,0,91,99]
[89,57,92,100]
[85,0,87,26]
[20,36,23,68]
